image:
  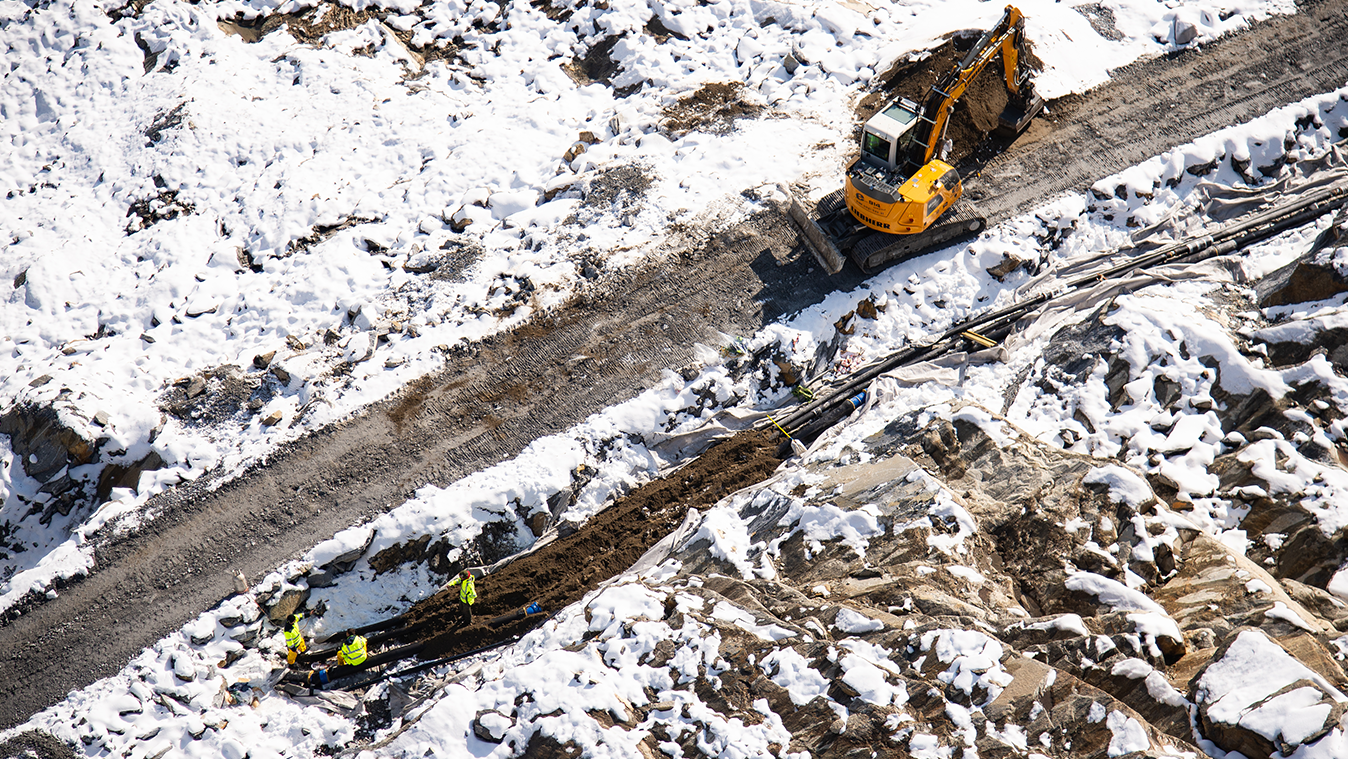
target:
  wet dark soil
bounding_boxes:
[401,428,784,658]
[661,82,763,137]
[856,37,1043,166]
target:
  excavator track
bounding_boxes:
[849,200,987,272]
[787,190,988,274]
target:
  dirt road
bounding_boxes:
[2,0,1347,729]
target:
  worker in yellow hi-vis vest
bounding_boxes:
[283,613,306,665]
[447,569,477,627]
[338,632,368,667]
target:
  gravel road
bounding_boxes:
[2,0,1346,729]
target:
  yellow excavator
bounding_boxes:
[791,5,1044,273]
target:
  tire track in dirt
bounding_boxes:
[969,0,1348,220]
[3,0,1348,728]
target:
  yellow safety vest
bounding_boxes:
[456,575,477,605]
[284,615,306,653]
[338,636,367,666]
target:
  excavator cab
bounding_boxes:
[847,96,962,235]
[859,99,923,172]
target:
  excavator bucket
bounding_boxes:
[784,186,846,275]
[996,91,1045,139]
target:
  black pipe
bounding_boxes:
[773,180,1348,441]
[296,621,429,665]
[327,636,526,692]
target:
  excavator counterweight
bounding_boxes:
[791,5,1044,274]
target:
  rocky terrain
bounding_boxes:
[359,228,1348,759]
[5,0,1348,755]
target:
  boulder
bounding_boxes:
[320,529,376,575]
[171,653,196,682]
[0,403,95,484]
[1172,18,1199,45]
[1193,629,1348,759]
[1257,232,1348,307]
[473,709,513,743]
[305,569,336,589]
[264,586,309,625]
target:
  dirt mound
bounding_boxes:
[660,82,762,137]
[856,36,1043,167]
[402,428,785,658]
[0,731,76,759]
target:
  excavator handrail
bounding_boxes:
[909,5,1031,170]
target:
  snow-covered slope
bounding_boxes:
[0,0,1296,612]
[7,27,1348,757]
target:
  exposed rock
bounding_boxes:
[472,709,513,743]
[264,586,309,625]
[527,511,550,537]
[986,253,1028,281]
[0,403,95,483]
[1151,533,1329,642]
[1173,18,1199,45]
[96,450,166,501]
[1193,629,1348,759]
[1257,240,1348,308]
[320,529,376,574]
[171,653,195,682]
[368,534,433,574]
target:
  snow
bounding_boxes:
[762,646,830,706]
[1197,630,1347,744]
[776,499,884,559]
[834,607,884,634]
[1106,710,1151,757]
[840,655,897,706]
[0,0,1317,611]
[3,0,1347,753]
[1265,601,1318,632]
[1022,613,1090,639]
[1084,465,1157,508]
[1065,571,1169,615]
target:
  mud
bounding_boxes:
[4,0,1348,732]
[856,36,1041,167]
[402,428,785,658]
[660,82,762,137]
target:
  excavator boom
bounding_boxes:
[914,4,1036,170]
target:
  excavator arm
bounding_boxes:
[913,5,1036,169]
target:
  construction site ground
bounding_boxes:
[2,0,1348,729]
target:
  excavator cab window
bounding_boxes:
[925,193,943,218]
[862,131,892,164]
[938,169,959,191]
[881,101,921,170]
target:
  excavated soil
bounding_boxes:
[660,82,762,136]
[856,37,1044,166]
[401,428,784,658]
[4,0,1348,731]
